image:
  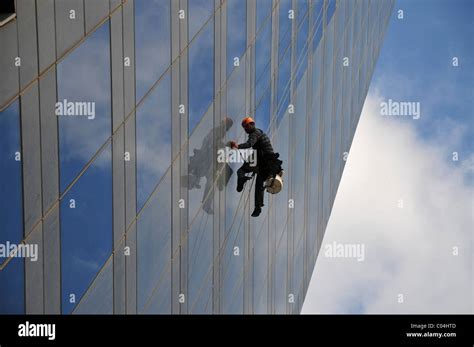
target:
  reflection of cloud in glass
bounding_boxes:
[188,0,214,40]
[136,73,171,211]
[256,19,272,103]
[189,20,214,134]
[226,0,246,77]
[72,255,102,273]
[73,259,113,314]
[135,0,171,101]
[188,209,213,313]
[61,145,112,314]
[137,171,171,313]
[226,61,246,139]
[57,22,111,192]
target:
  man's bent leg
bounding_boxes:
[237,163,252,192]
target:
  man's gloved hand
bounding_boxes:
[227,140,238,149]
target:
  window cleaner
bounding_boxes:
[228,116,284,217]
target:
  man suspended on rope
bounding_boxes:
[228,116,283,217]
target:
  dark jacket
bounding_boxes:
[238,128,282,179]
[238,128,274,156]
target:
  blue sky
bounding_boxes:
[373,0,473,174]
[303,0,473,314]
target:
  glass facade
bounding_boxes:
[0,101,23,314]
[0,0,393,314]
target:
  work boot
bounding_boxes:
[236,177,250,192]
[251,206,262,217]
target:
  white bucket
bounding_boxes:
[265,173,283,194]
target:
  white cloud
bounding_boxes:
[302,92,473,314]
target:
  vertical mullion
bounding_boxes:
[213,0,226,314]
[123,0,137,314]
[302,0,314,306]
[178,0,190,315]
[110,2,126,315]
[244,0,256,315]
[268,0,280,314]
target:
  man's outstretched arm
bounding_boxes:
[237,131,258,149]
[228,131,258,149]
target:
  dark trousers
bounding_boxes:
[237,162,265,208]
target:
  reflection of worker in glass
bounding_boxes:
[228,117,282,217]
[188,117,234,215]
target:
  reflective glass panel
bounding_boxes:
[57,22,111,193]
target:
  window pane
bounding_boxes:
[143,267,171,314]
[278,0,292,59]
[292,236,305,311]
[308,92,321,273]
[255,17,272,105]
[189,0,214,40]
[188,208,214,313]
[327,0,336,24]
[0,101,23,251]
[272,109,290,314]
[274,234,288,313]
[289,72,307,313]
[221,209,245,313]
[276,50,291,125]
[227,0,246,77]
[256,0,272,31]
[312,0,324,52]
[296,10,308,85]
[136,73,171,211]
[256,89,271,134]
[135,0,171,102]
[61,145,112,314]
[292,73,307,248]
[273,61,293,310]
[322,18,335,222]
[137,170,171,314]
[252,198,269,313]
[187,106,215,220]
[57,22,111,193]
[0,100,24,314]
[187,108,228,314]
[73,258,113,314]
[297,0,308,24]
[188,21,214,134]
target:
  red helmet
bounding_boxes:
[241,116,255,128]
